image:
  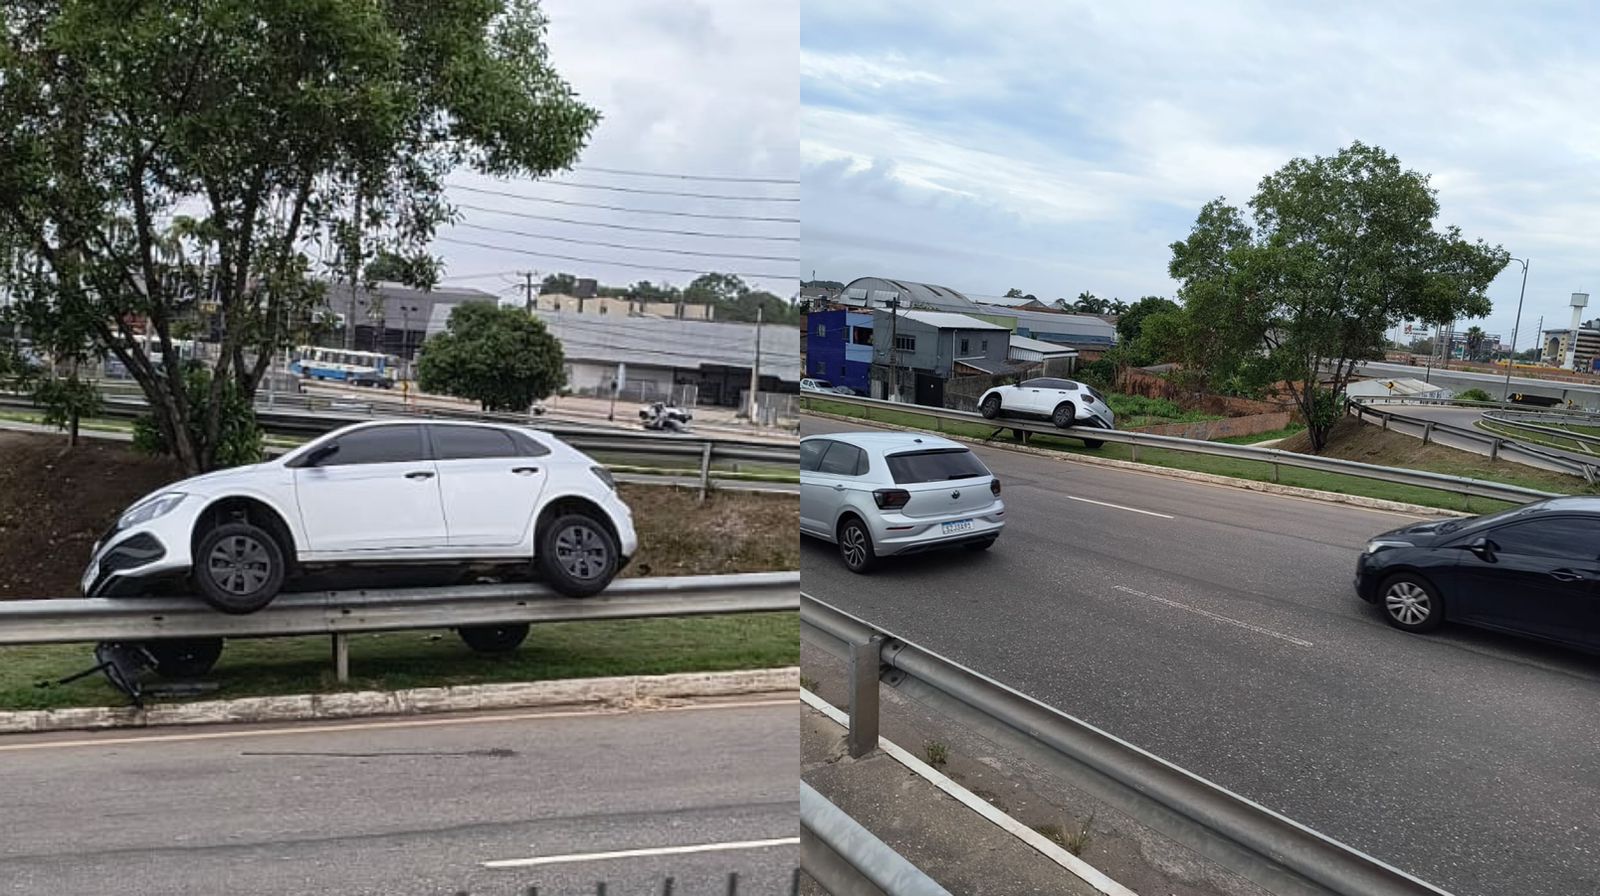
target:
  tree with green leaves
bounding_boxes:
[1169,142,1508,451]
[365,249,441,288]
[683,272,798,324]
[417,303,564,412]
[0,0,598,473]
[1464,325,1485,361]
[541,273,580,296]
[1115,296,1179,346]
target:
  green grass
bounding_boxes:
[1104,393,1222,427]
[0,613,798,711]
[803,398,1533,513]
[1475,420,1599,456]
[1213,422,1308,445]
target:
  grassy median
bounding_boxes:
[803,398,1589,513]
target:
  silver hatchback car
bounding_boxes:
[800,431,1006,572]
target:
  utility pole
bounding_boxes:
[1499,257,1529,400]
[747,305,763,424]
[522,271,538,313]
[886,297,900,401]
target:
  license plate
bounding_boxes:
[942,519,974,535]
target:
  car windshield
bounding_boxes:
[1436,503,1548,534]
[813,380,833,388]
[886,448,990,483]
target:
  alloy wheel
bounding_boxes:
[207,535,271,595]
[1385,581,1431,626]
[555,523,610,581]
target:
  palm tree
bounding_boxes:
[1465,326,1484,362]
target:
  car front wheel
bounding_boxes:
[537,513,620,597]
[838,517,877,573]
[980,394,1002,419]
[192,522,287,614]
[458,624,531,654]
[1380,573,1444,633]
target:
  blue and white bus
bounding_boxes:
[289,346,397,388]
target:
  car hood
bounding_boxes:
[1372,519,1456,545]
[125,461,276,508]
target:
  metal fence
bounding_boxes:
[801,594,1454,896]
[803,393,1560,506]
[4,571,799,683]
[801,782,950,896]
[1346,401,1600,482]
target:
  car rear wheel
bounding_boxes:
[1380,573,1444,633]
[980,394,1002,419]
[192,522,286,615]
[142,638,225,679]
[458,624,531,654]
[1082,438,1105,449]
[537,513,620,598]
[1052,402,1077,429]
[838,517,877,573]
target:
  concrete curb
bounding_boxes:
[0,666,799,735]
[806,410,1469,518]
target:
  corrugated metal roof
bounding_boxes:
[1008,334,1079,355]
[896,310,1010,330]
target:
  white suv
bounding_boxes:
[81,420,638,613]
[800,431,1005,572]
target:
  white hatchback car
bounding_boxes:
[800,432,1005,572]
[977,377,1114,447]
[81,420,638,614]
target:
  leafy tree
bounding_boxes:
[629,280,679,302]
[0,0,598,473]
[541,273,580,295]
[1456,387,1492,402]
[133,364,262,468]
[801,279,844,290]
[1169,142,1507,451]
[1004,288,1025,298]
[365,249,441,289]
[417,303,564,412]
[1115,296,1179,346]
[1464,325,1485,361]
[1071,291,1110,314]
[683,273,798,324]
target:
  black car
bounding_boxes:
[1355,497,1600,651]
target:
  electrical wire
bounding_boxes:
[448,184,799,223]
[449,221,799,263]
[578,166,798,185]
[454,202,797,242]
[540,180,798,202]
[434,236,795,281]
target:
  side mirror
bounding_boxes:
[305,442,340,467]
[1468,536,1495,561]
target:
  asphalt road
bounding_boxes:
[1355,360,1600,406]
[801,414,1600,896]
[0,700,798,896]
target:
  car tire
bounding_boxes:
[1082,438,1105,449]
[458,624,531,654]
[537,513,621,598]
[1379,572,1445,633]
[142,638,225,679]
[964,537,997,552]
[838,516,877,573]
[1052,402,1077,429]
[192,522,287,614]
[980,395,1002,419]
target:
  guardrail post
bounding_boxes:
[1422,422,1433,445]
[1381,412,1389,430]
[1490,438,1500,460]
[1271,461,1279,483]
[332,633,349,683]
[698,443,713,504]
[847,636,883,758]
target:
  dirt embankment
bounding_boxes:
[0,430,797,598]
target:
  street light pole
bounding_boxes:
[1501,257,1529,401]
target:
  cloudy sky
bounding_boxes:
[801,0,1600,350]
[436,1,799,300]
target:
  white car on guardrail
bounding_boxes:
[977,377,1113,447]
[81,420,638,613]
[800,431,1004,572]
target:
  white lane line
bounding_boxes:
[1113,585,1314,648]
[0,697,797,753]
[1065,495,1175,519]
[482,837,800,869]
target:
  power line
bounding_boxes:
[450,221,799,263]
[579,166,798,185]
[448,184,799,223]
[542,180,798,202]
[455,202,798,242]
[434,235,795,281]
[435,269,524,283]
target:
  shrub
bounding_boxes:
[1456,387,1492,402]
[133,365,263,469]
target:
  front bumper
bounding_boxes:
[1353,553,1383,603]
[80,501,201,597]
[869,501,1006,557]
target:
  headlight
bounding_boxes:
[118,492,187,529]
[1364,539,1412,555]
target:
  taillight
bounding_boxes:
[873,488,911,510]
[990,478,1002,496]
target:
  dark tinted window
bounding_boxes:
[509,430,553,457]
[321,425,425,466]
[1021,378,1076,390]
[800,440,830,472]
[818,442,868,476]
[431,426,519,460]
[1489,517,1599,560]
[886,448,989,483]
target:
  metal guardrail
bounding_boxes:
[801,594,1453,896]
[803,393,1560,506]
[1478,410,1600,454]
[801,781,950,896]
[4,572,798,682]
[1346,402,1600,483]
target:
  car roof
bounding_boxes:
[1518,496,1600,514]
[802,431,967,453]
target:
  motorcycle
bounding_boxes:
[639,401,693,433]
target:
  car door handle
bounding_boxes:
[405,470,435,481]
[1550,569,1585,582]
[512,466,540,475]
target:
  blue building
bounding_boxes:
[805,309,874,393]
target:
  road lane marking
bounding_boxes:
[1113,585,1313,648]
[482,837,800,869]
[0,697,796,753]
[1066,495,1174,519]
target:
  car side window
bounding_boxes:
[431,425,520,460]
[818,443,866,476]
[319,425,426,466]
[800,440,830,472]
[1487,518,1597,560]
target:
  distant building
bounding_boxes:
[835,277,1117,351]
[805,309,873,394]
[314,281,498,359]
[1007,334,1078,368]
[870,309,1010,405]
[532,293,714,320]
[1541,327,1600,371]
